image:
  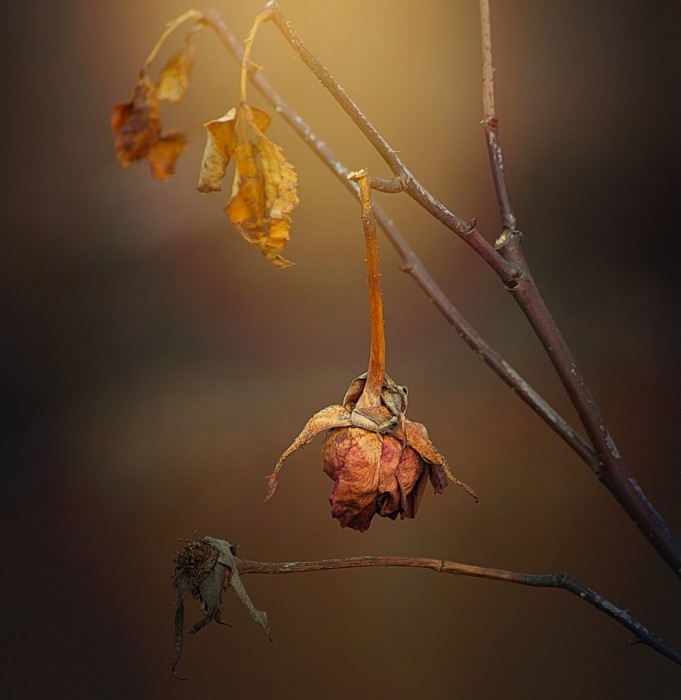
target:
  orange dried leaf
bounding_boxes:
[156,42,195,103]
[111,72,161,167]
[199,103,297,267]
[197,106,271,194]
[146,131,189,180]
[226,104,299,268]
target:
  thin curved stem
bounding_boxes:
[264,2,522,287]
[200,8,595,467]
[236,554,681,666]
[143,9,204,69]
[351,170,385,406]
[479,0,516,232]
[239,8,272,102]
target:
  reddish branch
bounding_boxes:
[476,0,681,576]
[200,10,595,487]
[236,554,681,666]
[264,3,522,286]
[202,5,681,579]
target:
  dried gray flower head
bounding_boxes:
[172,536,270,678]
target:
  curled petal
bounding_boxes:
[342,374,366,411]
[403,421,478,501]
[323,427,382,532]
[378,435,428,519]
[265,404,352,501]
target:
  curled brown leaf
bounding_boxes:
[111,72,188,180]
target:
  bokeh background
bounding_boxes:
[3,1,680,697]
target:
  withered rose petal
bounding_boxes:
[428,461,449,494]
[377,435,425,519]
[322,427,381,532]
[396,452,431,519]
[405,420,450,495]
[322,426,442,531]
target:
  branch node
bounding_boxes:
[464,217,477,235]
[368,175,406,194]
[494,227,518,250]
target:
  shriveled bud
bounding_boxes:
[322,422,448,532]
[172,536,270,678]
[266,374,477,532]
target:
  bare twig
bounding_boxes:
[200,8,595,473]
[477,0,681,576]
[263,2,522,286]
[236,554,681,667]
[479,0,516,232]
[202,5,681,575]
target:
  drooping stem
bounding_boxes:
[349,170,385,407]
[235,554,681,666]
[200,8,594,464]
[143,9,204,70]
[239,8,272,102]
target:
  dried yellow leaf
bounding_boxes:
[156,43,195,103]
[198,103,298,268]
[197,106,271,193]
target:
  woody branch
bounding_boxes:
[202,4,681,579]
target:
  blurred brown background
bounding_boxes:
[3,1,680,697]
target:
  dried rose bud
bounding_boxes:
[322,420,449,532]
[172,536,269,678]
[266,374,477,532]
